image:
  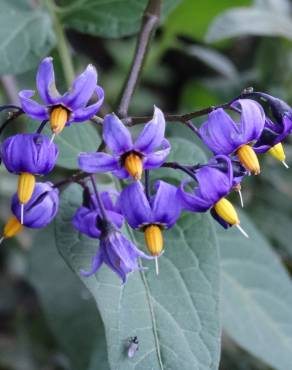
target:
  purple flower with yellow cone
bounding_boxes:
[19,57,104,138]
[78,107,170,181]
[178,155,248,237]
[252,95,292,168]
[119,180,181,274]
[199,99,265,175]
[1,182,59,244]
[1,133,58,223]
[73,188,153,283]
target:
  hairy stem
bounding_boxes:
[117,0,161,117]
[45,0,75,87]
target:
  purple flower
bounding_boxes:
[78,107,170,180]
[72,190,124,238]
[178,155,244,231]
[1,133,58,175]
[81,229,152,283]
[199,99,265,174]
[19,57,104,133]
[119,180,181,256]
[11,182,59,228]
[199,99,265,155]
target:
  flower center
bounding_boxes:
[50,106,69,135]
[18,173,35,204]
[236,144,260,175]
[213,198,239,225]
[124,152,143,180]
[144,224,163,256]
[2,216,23,240]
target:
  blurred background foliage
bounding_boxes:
[1,0,292,369]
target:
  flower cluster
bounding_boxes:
[1,58,292,283]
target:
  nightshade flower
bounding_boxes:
[252,94,292,167]
[78,107,170,181]
[1,133,58,223]
[178,155,248,236]
[199,99,265,175]
[73,188,152,283]
[0,182,59,244]
[119,180,181,273]
[19,57,104,136]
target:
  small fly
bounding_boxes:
[127,336,139,358]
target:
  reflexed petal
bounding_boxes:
[151,180,181,228]
[199,108,240,154]
[134,106,165,153]
[80,247,103,277]
[78,152,119,173]
[36,57,62,105]
[119,181,152,229]
[178,181,212,212]
[233,99,265,142]
[62,64,97,110]
[143,139,171,169]
[195,165,232,204]
[103,113,133,154]
[70,86,104,123]
[18,90,49,121]
[72,207,101,238]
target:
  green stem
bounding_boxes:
[44,0,75,87]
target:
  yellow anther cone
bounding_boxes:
[50,106,68,135]
[124,153,143,180]
[0,216,23,243]
[268,142,287,165]
[144,225,163,256]
[18,173,35,204]
[214,198,239,225]
[237,144,260,175]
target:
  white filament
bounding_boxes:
[49,133,56,145]
[0,236,4,245]
[282,161,289,169]
[155,256,159,276]
[236,224,249,238]
[238,189,244,208]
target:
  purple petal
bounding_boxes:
[151,180,181,228]
[80,247,103,277]
[178,181,212,212]
[70,86,104,123]
[18,90,49,121]
[36,57,62,105]
[72,207,101,238]
[134,106,166,154]
[232,99,265,143]
[106,210,124,229]
[62,64,97,110]
[112,167,130,179]
[143,139,171,169]
[199,108,240,154]
[78,152,119,173]
[103,113,133,154]
[119,181,152,229]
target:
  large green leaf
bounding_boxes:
[206,5,292,42]
[218,212,292,370]
[61,0,181,38]
[28,225,110,370]
[55,183,221,370]
[0,0,55,75]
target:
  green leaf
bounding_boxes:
[61,0,181,38]
[0,1,55,75]
[218,212,292,370]
[55,183,221,370]
[28,225,110,370]
[206,6,292,42]
[164,0,250,41]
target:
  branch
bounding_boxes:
[117,0,161,117]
